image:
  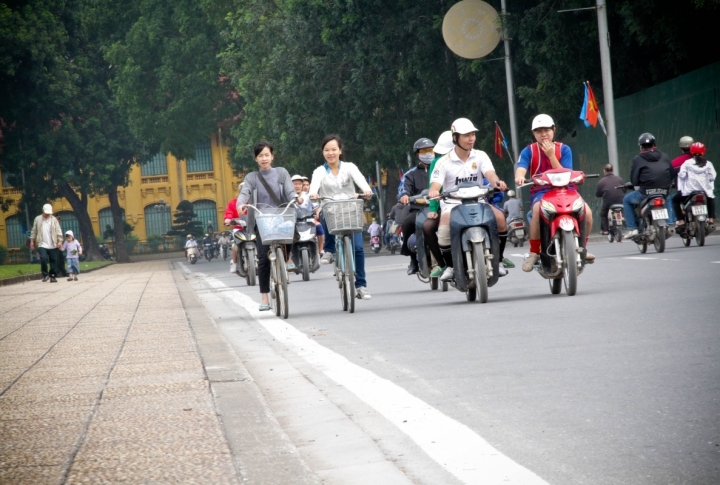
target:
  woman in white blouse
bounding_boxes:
[309,135,373,300]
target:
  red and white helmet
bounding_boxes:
[690,142,706,156]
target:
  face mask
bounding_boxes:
[418,153,434,164]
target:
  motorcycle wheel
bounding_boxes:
[615,230,623,243]
[190,258,196,265]
[343,235,355,314]
[607,232,614,243]
[550,277,562,294]
[682,234,691,247]
[653,221,665,253]
[430,277,439,291]
[246,248,257,286]
[390,246,397,255]
[301,248,310,281]
[562,230,578,297]
[373,247,380,254]
[441,280,449,292]
[695,221,705,247]
[637,240,648,253]
[276,247,289,319]
[466,288,477,302]
[472,242,489,303]
[519,240,524,248]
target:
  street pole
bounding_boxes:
[500,0,522,203]
[376,161,385,228]
[596,0,619,173]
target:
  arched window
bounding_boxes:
[192,200,217,233]
[144,205,171,237]
[55,211,80,240]
[186,139,213,173]
[98,207,126,238]
[4,214,25,248]
[141,153,168,176]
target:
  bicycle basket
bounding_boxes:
[255,208,296,244]
[322,199,365,235]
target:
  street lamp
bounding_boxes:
[154,198,170,212]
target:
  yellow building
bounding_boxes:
[0,134,244,254]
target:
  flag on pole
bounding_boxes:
[494,121,508,158]
[579,81,607,135]
[398,168,404,180]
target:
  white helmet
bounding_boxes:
[679,136,694,149]
[434,131,454,155]
[507,190,515,198]
[451,118,479,135]
[532,114,555,131]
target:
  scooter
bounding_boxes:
[507,216,528,247]
[370,235,381,253]
[387,220,402,254]
[435,182,501,303]
[607,199,625,243]
[678,190,712,247]
[410,190,448,292]
[186,246,199,264]
[204,243,214,261]
[221,242,229,260]
[291,209,320,281]
[524,168,598,296]
[620,183,669,254]
[231,218,258,286]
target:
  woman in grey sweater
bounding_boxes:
[237,141,300,311]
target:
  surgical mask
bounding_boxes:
[418,153,434,164]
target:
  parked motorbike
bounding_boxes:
[524,168,598,296]
[230,218,258,286]
[507,216,528,247]
[678,190,711,247]
[619,183,669,254]
[187,246,199,264]
[291,208,320,281]
[435,182,501,303]
[607,200,625,243]
[410,190,448,292]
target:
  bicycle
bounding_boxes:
[244,202,297,319]
[317,194,369,313]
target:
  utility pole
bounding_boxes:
[376,161,385,228]
[500,0,522,203]
[596,0,619,173]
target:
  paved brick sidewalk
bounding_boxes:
[0,261,239,484]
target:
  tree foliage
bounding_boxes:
[167,200,203,238]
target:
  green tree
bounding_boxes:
[167,200,204,239]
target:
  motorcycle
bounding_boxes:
[230,218,258,286]
[620,183,670,254]
[370,235,381,253]
[507,216,528,247]
[678,190,711,247]
[187,246,199,264]
[204,243,214,261]
[212,240,220,259]
[99,244,112,260]
[387,223,403,255]
[410,190,448,292]
[291,208,320,281]
[221,243,229,260]
[524,168,598,296]
[607,198,625,243]
[435,182,501,303]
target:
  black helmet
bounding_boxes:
[638,133,656,147]
[413,137,435,153]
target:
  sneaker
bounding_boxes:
[623,228,639,238]
[498,265,507,277]
[356,287,372,300]
[407,260,419,275]
[320,252,334,265]
[230,262,237,273]
[74,275,78,281]
[439,267,455,282]
[522,253,540,272]
[50,277,57,283]
[429,266,446,278]
[42,276,49,282]
[67,277,73,281]
[585,252,595,262]
[502,257,515,268]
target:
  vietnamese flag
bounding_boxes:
[494,121,506,158]
[585,81,599,127]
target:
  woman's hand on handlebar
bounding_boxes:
[363,190,373,199]
[495,180,508,191]
[428,189,440,199]
[427,211,439,220]
[309,193,319,201]
[515,175,526,186]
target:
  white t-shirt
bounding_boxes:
[40,218,55,249]
[185,239,198,248]
[430,148,495,210]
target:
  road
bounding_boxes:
[179,235,720,485]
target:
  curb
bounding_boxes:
[0,263,115,287]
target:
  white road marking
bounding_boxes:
[510,253,526,258]
[712,261,720,264]
[196,273,549,485]
[623,257,657,260]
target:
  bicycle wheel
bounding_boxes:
[337,240,348,311]
[343,235,356,314]
[276,247,289,319]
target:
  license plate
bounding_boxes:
[691,205,707,216]
[516,230,525,237]
[651,209,668,220]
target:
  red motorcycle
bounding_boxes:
[526,168,598,296]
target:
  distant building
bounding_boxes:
[0,135,245,251]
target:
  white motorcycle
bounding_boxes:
[186,246,199,264]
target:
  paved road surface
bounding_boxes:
[182,235,720,485]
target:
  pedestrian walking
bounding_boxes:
[54,214,69,277]
[62,230,83,281]
[29,204,64,282]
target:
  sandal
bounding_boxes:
[259,304,271,311]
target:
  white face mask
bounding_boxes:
[418,153,434,164]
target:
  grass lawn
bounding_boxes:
[0,261,113,280]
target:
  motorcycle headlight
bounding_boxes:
[541,199,557,218]
[548,172,571,187]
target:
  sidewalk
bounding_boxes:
[0,262,238,483]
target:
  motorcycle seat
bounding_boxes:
[609,204,624,210]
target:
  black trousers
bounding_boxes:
[422,216,442,266]
[56,250,68,277]
[673,194,715,221]
[38,247,59,277]
[257,238,271,294]
[600,201,612,232]
[400,210,418,257]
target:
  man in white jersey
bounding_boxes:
[428,118,509,281]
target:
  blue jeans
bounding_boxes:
[67,258,80,274]
[666,192,677,224]
[623,190,645,229]
[321,215,367,288]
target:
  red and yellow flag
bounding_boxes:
[585,82,599,127]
